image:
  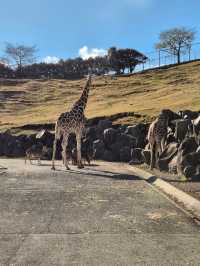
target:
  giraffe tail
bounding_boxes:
[51,122,61,170]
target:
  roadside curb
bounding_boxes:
[126,165,200,221]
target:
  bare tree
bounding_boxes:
[5,43,37,72]
[155,27,195,64]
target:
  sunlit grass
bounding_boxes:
[0,61,200,131]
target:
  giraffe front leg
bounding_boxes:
[76,132,84,169]
[51,138,57,170]
[62,134,70,170]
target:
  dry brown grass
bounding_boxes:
[0,61,200,131]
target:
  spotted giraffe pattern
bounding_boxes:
[147,109,170,170]
[51,75,92,170]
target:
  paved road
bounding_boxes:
[0,159,199,265]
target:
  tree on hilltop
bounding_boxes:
[4,43,37,73]
[155,27,195,64]
[108,47,147,74]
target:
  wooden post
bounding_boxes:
[158,49,161,67]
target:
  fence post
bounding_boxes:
[188,46,191,61]
[158,49,161,67]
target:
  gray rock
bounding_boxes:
[119,146,131,162]
[93,139,105,159]
[103,128,118,147]
[157,142,178,172]
[102,150,117,162]
[129,148,144,165]
[142,149,151,166]
[173,119,191,143]
[85,126,97,142]
[168,155,178,174]
[180,151,200,177]
[97,119,112,132]
[36,130,54,147]
[125,123,147,148]
[115,133,136,148]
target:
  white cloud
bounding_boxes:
[42,56,60,64]
[79,46,107,60]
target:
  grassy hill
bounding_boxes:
[0,60,200,132]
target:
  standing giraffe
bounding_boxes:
[51,75,92,170]
[147,109,171,170]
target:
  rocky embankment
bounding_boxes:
[0,109,200,179]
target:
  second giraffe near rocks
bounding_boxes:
[51,75,92,170]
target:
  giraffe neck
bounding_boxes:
[71,76,91,113]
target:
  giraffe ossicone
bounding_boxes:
[51,75,92,170]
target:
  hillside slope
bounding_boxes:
[0,61,200,131]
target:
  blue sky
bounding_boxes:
[0,0,200,62]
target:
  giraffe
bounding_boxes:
[51,75,92,170]
[147,109,171,170]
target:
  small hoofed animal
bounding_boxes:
[25,144,48,165]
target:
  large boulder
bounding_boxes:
[115,133,136,148]
[118,125,127,133]
[168,155,178,174]
[181,152,200,178]
[11,140,25,157]
[103,128,118,148]
[173,119,191,143]
[125,123,147,148]
[85,126,97,142]
[102,150,117,162]
[93,139,105,159]
[142,149,151,166]
[166,132,176,145]
[0,130,14,156]
[194,115,200,136]
[97,119,112,135]
[179,137,198,156]
[82,138,94,161]
[157,142,178,172]
[26,134,37,148]
[179,110,199,120]
[177,137,200,178]
[119,146,132,162]
[36,130,54,147]
[109,142,121,161]
[129,148,144,165]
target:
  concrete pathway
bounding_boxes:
[0,159,199,265]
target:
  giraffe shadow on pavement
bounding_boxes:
[52,167,141,181]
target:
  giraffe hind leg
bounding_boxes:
[62,134,70,170]
[76,132,84,169]
[51,137,57,170]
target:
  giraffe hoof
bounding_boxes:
[78,164,84,169]
[51,166,56,170]
[66,166,70,170]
